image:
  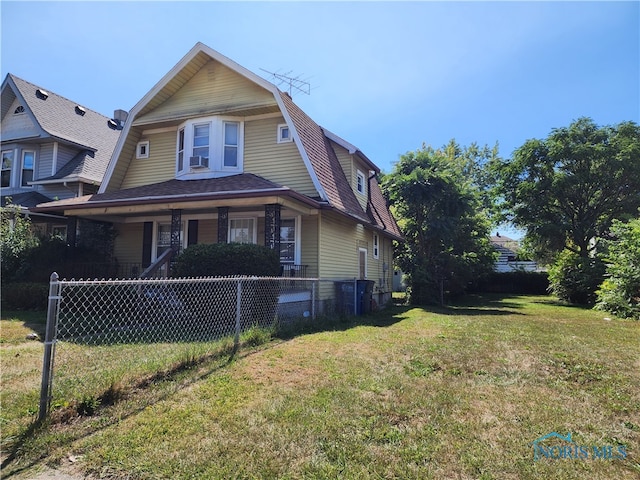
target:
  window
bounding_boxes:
[229,218,255,244]
[356,170,366,195]
[1,151,13,188]
[136,141,150,159]
[21,151,34,187]
[277,124,292,143]
[51,226,67,240]
[280,218,296,264]
[177,128,185,171]
[156,222,183,259]
[373,233,379,259]
[192,123,210,167]
[359,248,367,279]
[223,121,238,168]
[176,116,243,175]
[14,105,25,114]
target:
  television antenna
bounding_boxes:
[260,69,311,97]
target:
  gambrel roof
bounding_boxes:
[1,74,121,184]
[35,43,402,240]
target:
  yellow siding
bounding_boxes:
[197,218,217,244]
[245,117,317,196]
[135,60,275,124]
[318,212,359,280]
[300,215,319,278]
[121,131,177,189]
[113,223,143,264]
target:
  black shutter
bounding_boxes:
[188,220,198,246]
[142,222,153,267]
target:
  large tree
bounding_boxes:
[496,117,640,261]
[382,142,496,305]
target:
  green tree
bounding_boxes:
[496,117,640,260]
[596,217,640,319]
[382,143,496,305]
[0,202,40,284]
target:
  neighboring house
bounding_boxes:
[491,233,540,272]
[34,43,403,305]
[1,74,121,237]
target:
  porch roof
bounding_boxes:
[31,173,322,214]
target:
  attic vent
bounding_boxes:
[107,119,123,130]
[36,89,49,100]
[14,105,25,114]
[75,105,86,116]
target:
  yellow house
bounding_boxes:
[34,43,402,305]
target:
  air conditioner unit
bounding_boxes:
[189,156,208,168]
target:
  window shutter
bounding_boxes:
[188,220,198,246]
[142,222,153,267]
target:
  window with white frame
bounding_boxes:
[373,233,379,259]
[356,170,366,195]
[176,116,243,176]
[279,218,296,264]
[1,151,13,188]
[21,151,35,187]
[155,222,184,259]
[229,218,255,244]
[277,123,292,143]
[136,141,150,159]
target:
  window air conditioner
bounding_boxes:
[190,156,208,168]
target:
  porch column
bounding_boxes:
[170,209,182,255]
[264,204,281,252]
[66,217,77,248]
[217,207,229,243]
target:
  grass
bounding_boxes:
[1,294,639,479]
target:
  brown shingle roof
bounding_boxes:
[33,173,319,211]
[279,91,369,223]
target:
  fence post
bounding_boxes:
[311,280,316,319]
[234,278,242,348]
[38,272,61,422]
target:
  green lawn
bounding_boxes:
[2,295,639,479]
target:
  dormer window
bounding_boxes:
[176,116,243,177]
[136,141,150,159]
[13,105,25,114]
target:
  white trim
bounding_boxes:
[356,170,366,195]
[277,123,292,144]
[228,217,257,244]
[359,247,368,279]
[51,142,58,176]
[136,141,150,159]
[1,149,15,188]
[20,150,35,188]
[373,233,379,259]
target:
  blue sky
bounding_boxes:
[2,1,639,237]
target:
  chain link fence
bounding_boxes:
[37,274,376,420]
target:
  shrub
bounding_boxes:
[172,243,281,277]
[2,283,49,310]
[595,218,640,320]
[548,249,605,305]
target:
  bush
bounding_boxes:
[595,218,640,320]
[472,271,549,295]
[548,250,605,305]
[172,243,281,277]
[2,283,49,310]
